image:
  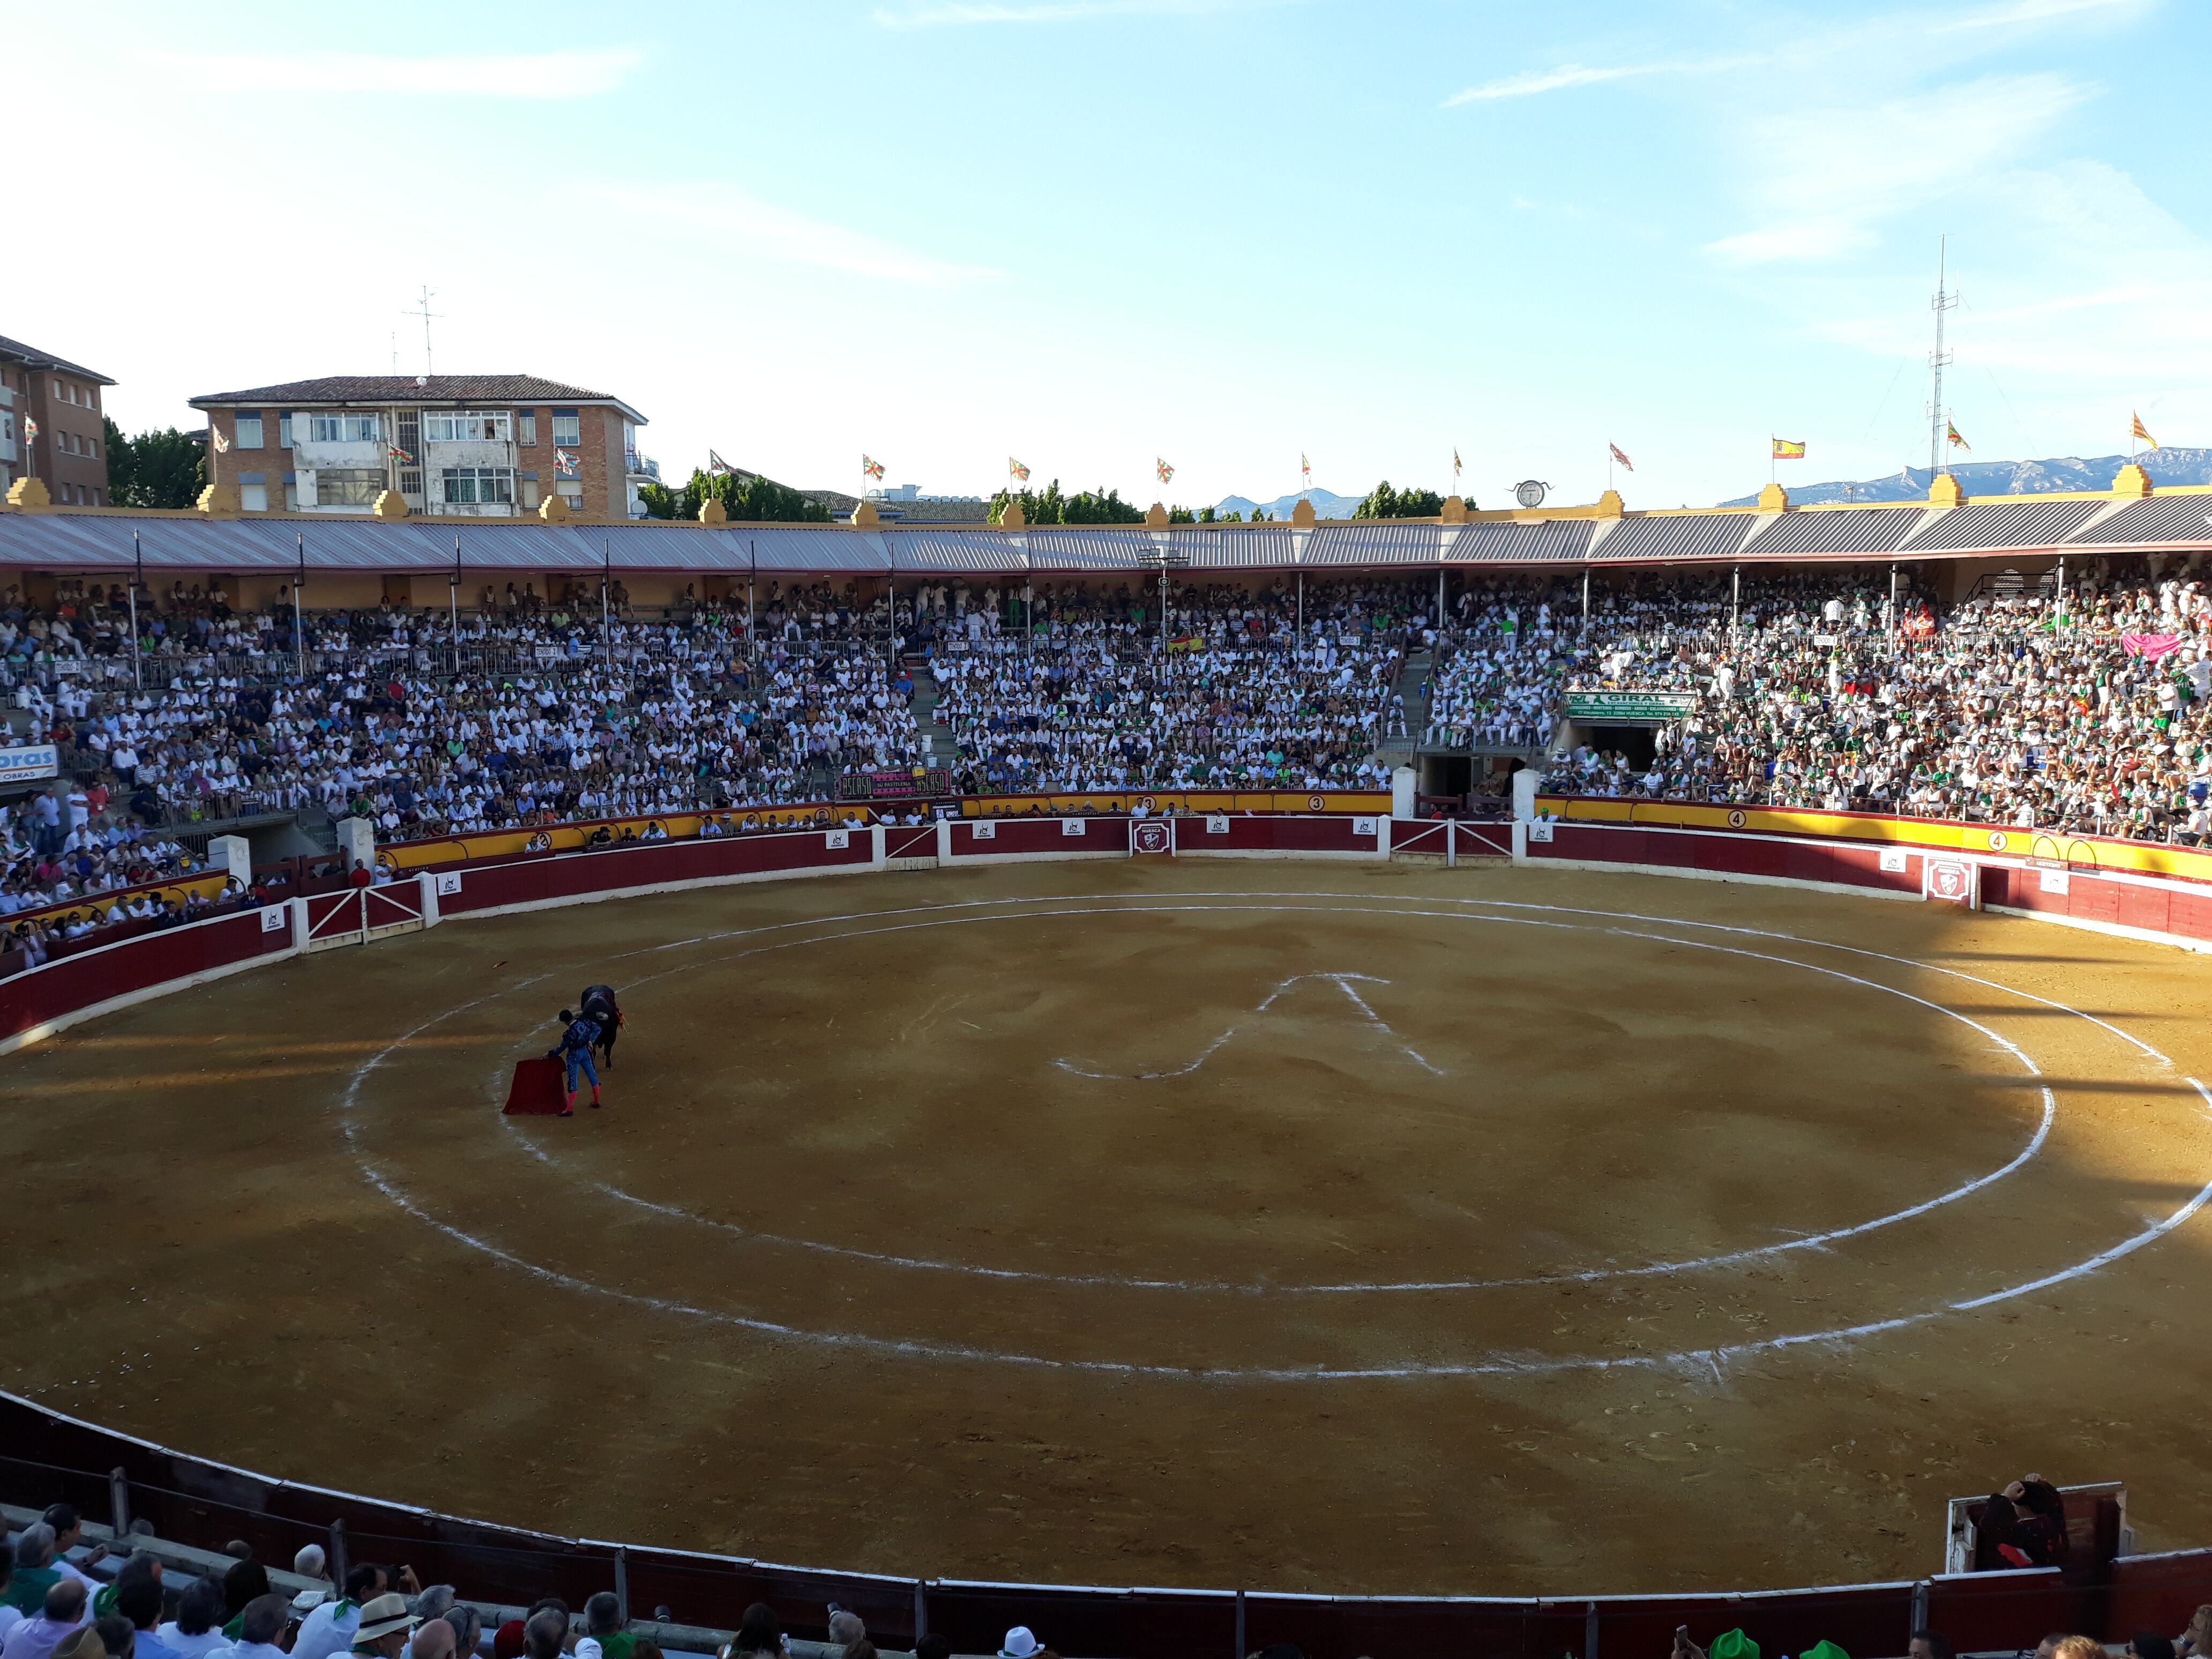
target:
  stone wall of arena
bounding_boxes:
[6,803,2212,1654]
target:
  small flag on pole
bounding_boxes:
[211,423,230,454]
[23,417,38,443]
[388,443,413,463]
[1946,421,1970,451]
[862,454,885,481]
[1452,447,1462,482]
[1009,457,1030,483]
[2132,412,2158,450]
[1771,437,1806,460]
[1609,443,1634,472]
[707,450,735,476]
[1299,452,1311,484]
[1156,457,1174,484]
[555,449,579,478]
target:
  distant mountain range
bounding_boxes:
[1213,487,1365,520]
[1718,449,2212,507]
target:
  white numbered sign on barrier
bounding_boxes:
[825,829,850,850]
[259,906,288,933]
[436,871,463,895]
[1206,815,1230,834]
[1354,817,1378,836]
[1529,819,1555,843]
[973,820,996,840]
[1879,848,1907,873]
[1063,819,1087,837]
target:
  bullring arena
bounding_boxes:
[7,817,2212,1643]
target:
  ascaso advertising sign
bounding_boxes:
[1563,691,1697,722]
[0,744,59,786]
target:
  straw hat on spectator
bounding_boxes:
[357,1594,420,1642]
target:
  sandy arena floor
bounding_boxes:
[5,859,2211,1597]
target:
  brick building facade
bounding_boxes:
[187,375,648,519]
[1,334,116,505]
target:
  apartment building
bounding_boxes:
[1,333,116,504]
[187,375,651,518]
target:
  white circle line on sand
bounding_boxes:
[340,895,2212,1379]
[604,886,2168,1064]
[494,900,2057,1294]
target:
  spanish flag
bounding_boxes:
[1771,438,1806,460]
[2132,411,2158,450]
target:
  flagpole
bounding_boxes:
[294,532,307,682]
[450,532,462,674]
[129,529,142,691]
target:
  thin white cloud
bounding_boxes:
[1707,73,2090,265]
[873,0,1272,27]
[148,47,643,97]
[1932,0,2145,32]
[1444,55,1753,106]
[588,183,1003,288]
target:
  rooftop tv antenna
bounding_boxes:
[404,285,443,376]
[1927,237,1957,478]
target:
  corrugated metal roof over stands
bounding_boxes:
[1900,498,2108,552]
[1737,506,1929,561]
[2064,496,2212,547]
[3,495,2210,573]
[1586,514,1751,563]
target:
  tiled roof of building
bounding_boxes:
[189,374,641,416]
[0,333,116,385]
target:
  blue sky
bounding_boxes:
[9,0,2206,509]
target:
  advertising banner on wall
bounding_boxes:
[1564,692,1697,722]
[0,745,59,787]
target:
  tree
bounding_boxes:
[641,466,832,523]
[1168,506,1195,524]
[987,479,1144,525]
[1354,480,1445,519]
[105,418,206,509]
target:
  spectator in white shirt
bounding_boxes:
[291,1566,387,1659]
[221,1596,290,1659]
[153,1579,230,1659]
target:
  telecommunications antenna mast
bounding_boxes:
[1928,237,1958,477]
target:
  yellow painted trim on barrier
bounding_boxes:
[1536,795,2212,885]
[373,793,1395,872]
[11,873,236,934]
[964,791,1392,819]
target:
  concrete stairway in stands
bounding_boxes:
[906,656,958,768]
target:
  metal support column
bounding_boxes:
[108,1468,130,1540]
[612,1545,629,1626]
[328,1520,348,1593]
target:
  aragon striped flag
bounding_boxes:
[1609,442,1634,472]
[2132,412,2158,450]
[1771,437,1806,460]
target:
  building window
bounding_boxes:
[399,467,423,499]
[316,468,387,507]
[551,410,580,447]
[308,412,381,444]
[441,467,514,505]
[556,480,584,509]
[422,409,512,443]
[517,410,537,446]
[235,413,265,449]
[279,413,293,449]
[241,483,268,512]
